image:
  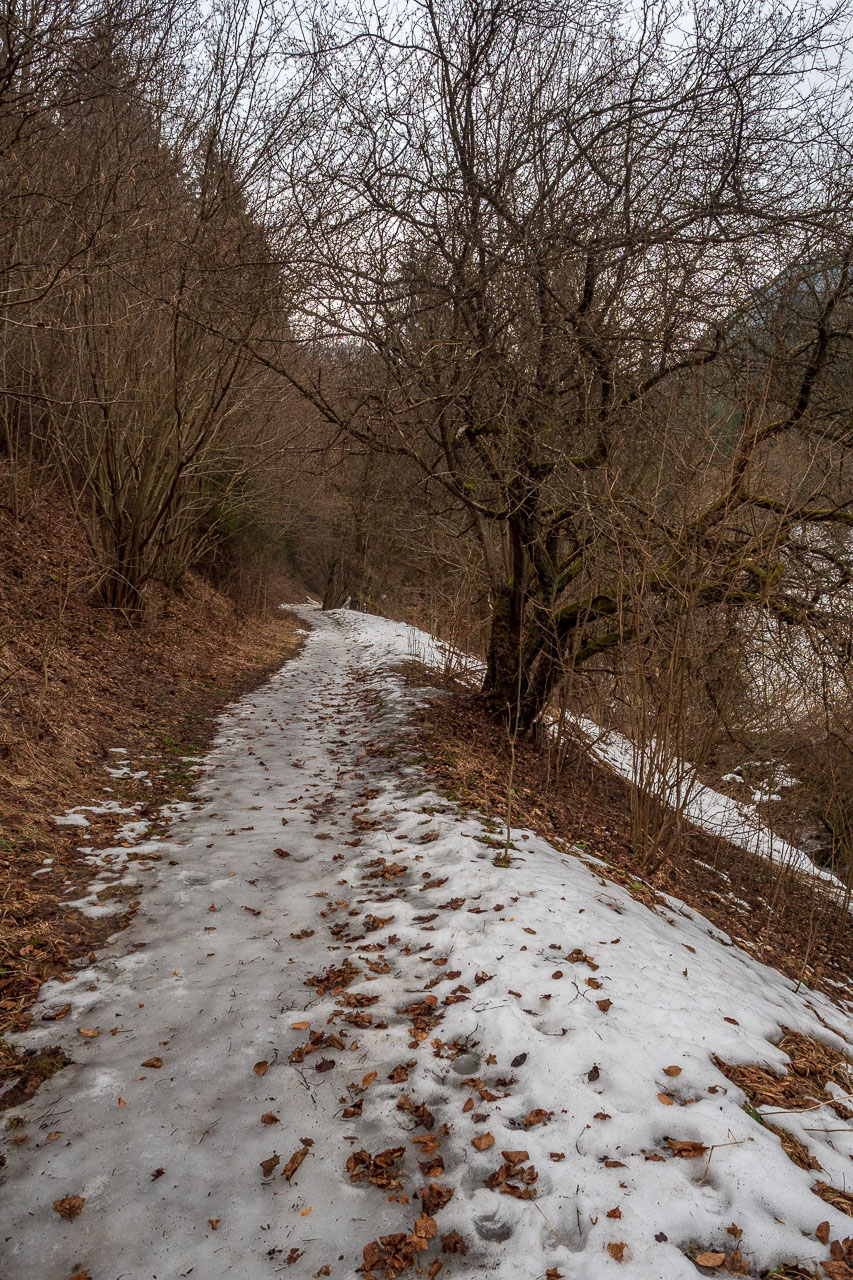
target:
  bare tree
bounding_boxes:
[0,0,314,612]
[285,0,853,731]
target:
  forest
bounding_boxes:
[5,0,853,889]
[5,2,853,1277]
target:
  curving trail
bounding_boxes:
[2,607,852,1280]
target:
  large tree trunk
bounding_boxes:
[481,573,559,735]
[482,586,517,713]
[322,558,349,610]
[479,513,565,734]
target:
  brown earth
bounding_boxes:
[0,472,307,1097]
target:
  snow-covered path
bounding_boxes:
[2,608,853,1280]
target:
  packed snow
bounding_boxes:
[51,812,90,828]
[2,607,850,1280]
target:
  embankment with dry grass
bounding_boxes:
[409,675,853,1011]
[0,475,307,1095]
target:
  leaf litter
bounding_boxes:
[3,607,853,1280]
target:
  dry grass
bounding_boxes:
[715,1028,853,1122]
[758,1120,821,1172]
[759,1267,820,1279]
[408,681,853,1008]
[813,1181,853,1217]
[0,471,306,1098]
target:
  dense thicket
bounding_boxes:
[0,0,316,608]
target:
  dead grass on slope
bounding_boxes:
[717,1029,853,1120]
[714,1028,853,1178]
[407,681,853,1009]
[0,475,306,1101]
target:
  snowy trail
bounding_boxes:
[3,608,853,1280]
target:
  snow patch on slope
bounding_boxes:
[576,718,836,886]
[1,605,848,1280]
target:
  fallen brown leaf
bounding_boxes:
[822,1263,853,1280]
[420,1183,455,1214]
[282,1146,310,1182]
[141,1057,163,1069]
[260,1155,280,1177]
[606,1242,626,1262]
[695,1252,726,1268]
[471,1133,495,1151]
[347,1146,405,1190]
[42,1004,71,1022]
[663,1065,682,1077]
[666,1138,708,1158]
[261,1112,280,1125]
[53,1195,85,1222]
[441,1230,469,1255]
[253,1060,269,1076]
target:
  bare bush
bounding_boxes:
[0,0,313,612]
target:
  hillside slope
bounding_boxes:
[1,608,850,1280]
[0,474,305,1057]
